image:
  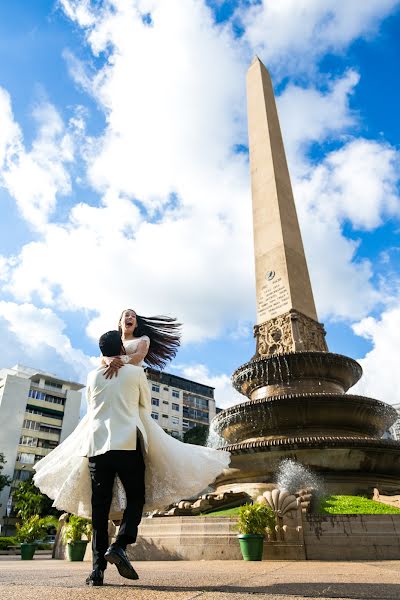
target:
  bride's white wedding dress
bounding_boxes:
[33,338,230,518]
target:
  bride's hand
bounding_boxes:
[104,356,124,379]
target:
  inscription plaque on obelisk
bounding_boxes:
[246,58,327,356]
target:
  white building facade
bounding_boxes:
[0,365,83,532]
[146,368,216,439]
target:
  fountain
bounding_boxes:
[124,59,400,562]
[211,59,400,497]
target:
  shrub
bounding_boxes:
[0,536,18,550]
[62,515,92,543]
[237,503,275,535]
[16,515,58,544]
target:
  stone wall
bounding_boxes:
[81,514,400,562]
[126,516,306,561]
[303,515,400,560]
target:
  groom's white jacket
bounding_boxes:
[81,364,151,458]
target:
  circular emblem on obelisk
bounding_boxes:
[266,270,275,281]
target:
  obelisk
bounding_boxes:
[247,57,327,356]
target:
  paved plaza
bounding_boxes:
[0,556,399,600]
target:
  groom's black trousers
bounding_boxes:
[88,445,145,571]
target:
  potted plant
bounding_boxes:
[62,515,92,561]
[16,515,58,560]
[236,503,275,561]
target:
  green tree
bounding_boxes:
[13,479,44,521]
[0,453,11,494]
[13,478,60,520]
[183,424,209,446]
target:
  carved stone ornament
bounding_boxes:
[257,488,303,542]
[254,309,328,357]
[257,489,299,516]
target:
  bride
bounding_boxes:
[33,309,230,518]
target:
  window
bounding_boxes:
[45,394,65,405]
[151,398,159,407]
[23,419,40,431]
[162,414,168,419]
[151,412,159,420]
[17,452,35,465]
[172,390,180,398]
[183,419,189,430]
[28,389,46,400]
[152,384,160,393]
[13,469,30,482]
[28,390,65,405]
[45,380,62,389]
[172,403,179,412]
[37,440,58,449]
[39,425,61,435]
[162,400,169,405]
[171,416,179,426]
[19,436,37,447]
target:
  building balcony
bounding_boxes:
[27,397,65,413]
[14,462,34,471]
[24,412,63,427]
[20,428,60,442]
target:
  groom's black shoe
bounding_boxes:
[85,568,104,586]
[104,543,139,580]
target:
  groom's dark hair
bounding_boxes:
[99,330,124,357]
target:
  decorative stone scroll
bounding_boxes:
[149,490,250,517]
[257,488,303,542]
[254,309,328,357]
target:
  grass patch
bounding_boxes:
[318,495,400,515]
[201,506,241,517]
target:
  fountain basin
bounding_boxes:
[214,437,400,496]
[212,393,397,445]
[232,352,362,399]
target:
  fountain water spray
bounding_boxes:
[276,459,324,497]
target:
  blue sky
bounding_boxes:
[0,0,399,408]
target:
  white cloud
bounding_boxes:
[294,137,400,320]
[64,0,247,210]
[0,302,94,380]
[0,89,81,230]
[241,0,400,75]
[307,139,400,230]
[277,70,359,173]
[351,308,400,407]
[0,88,21,170]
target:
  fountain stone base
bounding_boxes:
[211,351,400,496]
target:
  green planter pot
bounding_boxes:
[20,543,36,560]
[237,534,264,561]
[67,540,89,561]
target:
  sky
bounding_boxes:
[0,0,400,410]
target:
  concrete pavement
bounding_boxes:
[0,556,399,600]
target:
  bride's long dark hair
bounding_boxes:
[118,309,182,370]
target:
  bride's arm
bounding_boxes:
[104,337,150,378]
[123,339,149,366]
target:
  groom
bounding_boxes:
[84,330,151,586]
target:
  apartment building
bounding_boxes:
[0,364,83,532]
[146,368,216,439]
